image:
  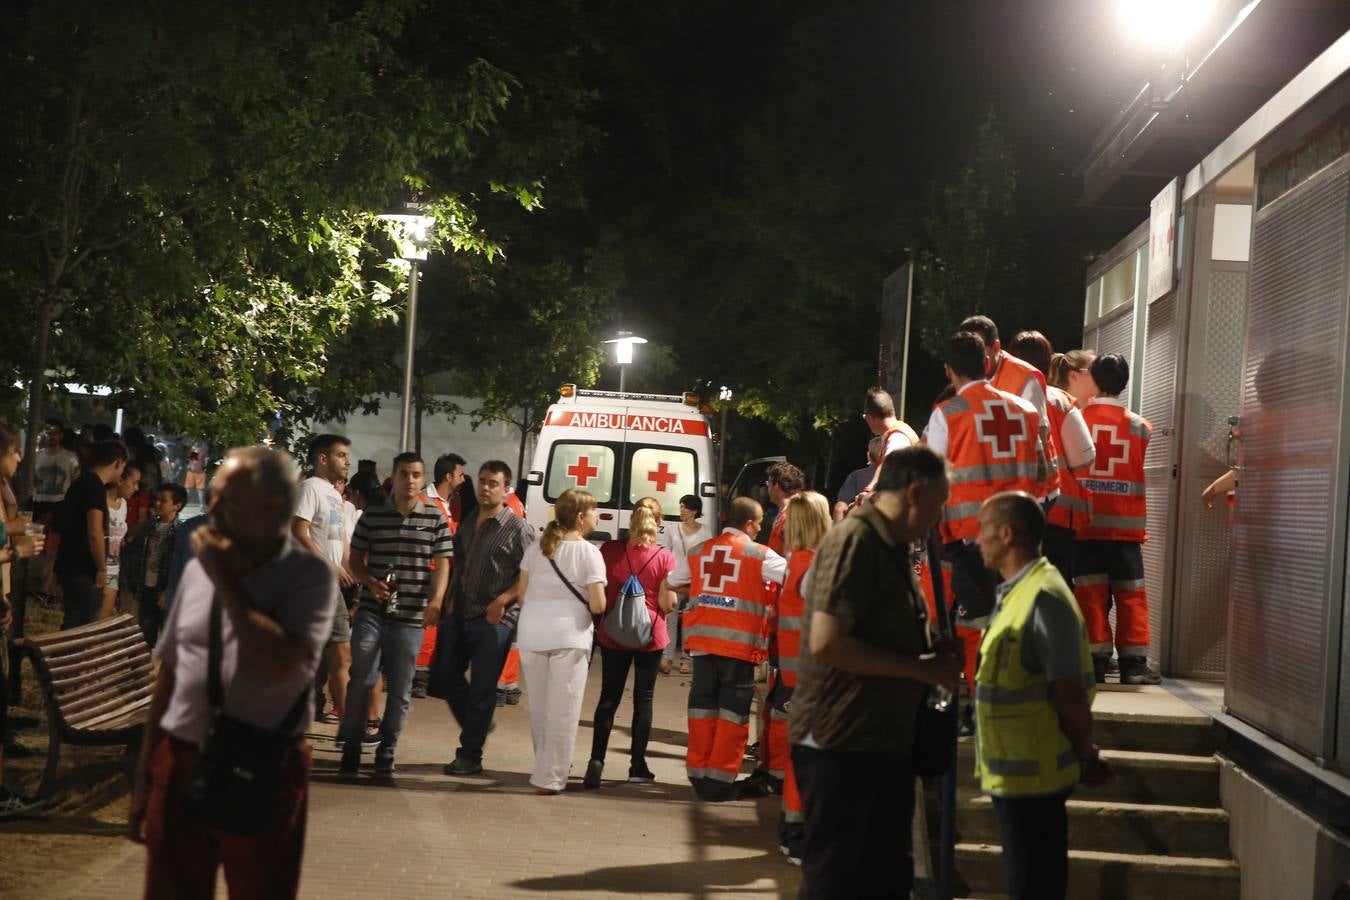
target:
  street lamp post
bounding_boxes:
[604,330,647,394]
[379,202,435,452]
[718,385,733,484]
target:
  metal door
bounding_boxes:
[1139,292,1178,672]
[1227,153,1350,762]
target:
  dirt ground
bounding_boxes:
[1,596,137,899]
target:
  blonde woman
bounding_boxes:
[584,499,679,787]
[1050,349,1097,407]
[773,491,830,865]
[516,489,607,794]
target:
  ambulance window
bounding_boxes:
[546,443,617,504]
[627,447,697,517]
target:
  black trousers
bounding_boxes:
[590,645,661,767]
[1043,523,1077,584]
[791,744,914,899]
[943,540,998,625]
[991,790,1072,900]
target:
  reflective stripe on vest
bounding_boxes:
[775,549,813,688]
[974,558,1095,797]
[1077,401,1151,542]
[937,383,1043,543]
[1045,387,1093,531]
[683,532,773,663]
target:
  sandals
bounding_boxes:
[678,660,692,675]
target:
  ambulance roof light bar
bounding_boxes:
[558,384,701,406]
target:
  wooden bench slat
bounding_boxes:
[73,695,153,733]
[52,660,155,703]
[18,615,139,651]
[44,633,149,675]
[58,668,156,717]
[66,684,155,730]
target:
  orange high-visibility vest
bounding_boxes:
[684,531,775,664]
[768,504,790,555]
[775,548,813,688]
[935,383,1042,543]
[876,423,921,470]
[990,352,1046,403]
[1077,399,1151,541]
[1045,387,1092,531]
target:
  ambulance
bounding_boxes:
[523,385,719,541]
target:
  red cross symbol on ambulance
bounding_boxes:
[647,461,678,492]
[566,456,599,487]
[701,544,741,593]
[1090,424,1130,476]
[974,402,1027,460]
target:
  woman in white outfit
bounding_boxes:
[657,494,713,675]
[517,488,607,794]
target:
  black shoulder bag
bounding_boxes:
[179,595,308,835]
[549,556,591,609]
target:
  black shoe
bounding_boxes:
[744,742,759,760]
[958,704,975,739]
[338,750,360,779]
[695,779,737,802]
[1120,657,1162,685]
[627,765,656,784]
[495,689,507,707]
[1093,656,1110,684]
[443,757,483,776]
[373,756,396,779]
[584,759,603,789]
[734,777,772,799]
[503,688,522,706]
[411,671,429,699]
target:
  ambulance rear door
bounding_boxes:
[533,413,628,541]
[618,409,717,539]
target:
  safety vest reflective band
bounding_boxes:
[1077,400,1151,542]
[936,383,1042,543]
[974,558,1095,797]
[684,531,774,663]
[1045,387,1091,531]
[775,548,814,688]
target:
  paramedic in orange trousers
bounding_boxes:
[923,332,1044,735]
[1074,354,1162,685]
[662,496,787,801]
[788,446,962,899]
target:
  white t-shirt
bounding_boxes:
[342,499,359,541]
[294,476,346,569]
[657,523,713,577]
[106,498,128,580]
[517,540,606,652]
[33,448,79,503]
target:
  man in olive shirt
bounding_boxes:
[789,446,962,899]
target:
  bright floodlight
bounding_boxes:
[1115,0,1217,51]
[378,201,436,261]
[604,330,647,365]
[719,385,733,401]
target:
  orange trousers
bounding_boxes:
[918,559,981,691]
[1073,539,1150,657]
[498,647,520,687]
[687,655,755,784]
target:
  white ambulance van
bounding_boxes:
[522,385,720,541]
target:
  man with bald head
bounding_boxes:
[664,495,787,800]
[129,446,336,899]
[972,491,1109,900]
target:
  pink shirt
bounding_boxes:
[597,541,676,653]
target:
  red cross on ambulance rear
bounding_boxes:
[566,455,599,486]
[647,461,678,492]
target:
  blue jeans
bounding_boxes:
[339,611,422,761]
[433,614,513,763]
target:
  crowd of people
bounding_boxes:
[0,311,1166,900]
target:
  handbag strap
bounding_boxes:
[207,593,309,732]
[548,555,590,608]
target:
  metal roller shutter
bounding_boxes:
[1139,293,1177,671]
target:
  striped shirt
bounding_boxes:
[351,499,453,626]
[451,506,534,627]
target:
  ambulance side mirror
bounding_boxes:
[525,470,544,486]
[700,481,717,498]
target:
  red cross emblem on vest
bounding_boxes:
[566,456,599,486]
[1090,424,1129,476]
[974,401,1027,459]
[701,543,742,593]
[647,461,678,492]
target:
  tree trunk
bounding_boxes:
[18,292,56,501]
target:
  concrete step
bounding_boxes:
[953,843,1241,900]
[1092,712,1222,755]
[955,743,1220,807]
[950,792,1231,858]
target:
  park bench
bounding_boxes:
[15,613,155,797]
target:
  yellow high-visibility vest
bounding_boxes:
[974,557,1095,797]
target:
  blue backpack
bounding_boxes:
[604,551,656,649]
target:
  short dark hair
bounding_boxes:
[158,482,188,510]
[866,435,885,463]
[480,459,512,484]
[1007,330,1053,379]
[349,471,386,508]
[1091,353,1130,397]
[391,451,424,473]
[728,495,762,529]
[358,459,377,472]
[44,417,64,432]
[307,433,349,467]
[434,453,467,485]
[876,444,949,493]
[959,314,999,347]
[92,423,115,443]
[89,439,128,468]
[944,331,988,381]
[864,387,895,419]
[679,493,703,518]
[767,461,805,495]
[984,491,1045,553]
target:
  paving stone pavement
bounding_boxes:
[39,659,802,899]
